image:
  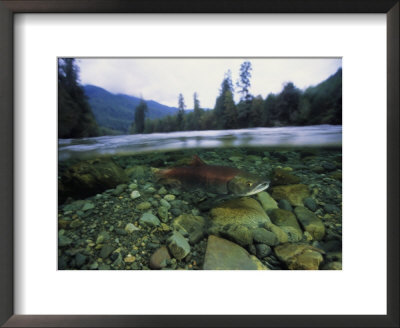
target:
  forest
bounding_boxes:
[58,59,342,138]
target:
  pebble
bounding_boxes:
[96,231,110,244]
[130,190,141,199]
[158,187,167,195]
[303,197,317,212]
[164,194,176,201]
[58,235,72,247]
[278,199,293,211]
[137,202,151,210]
[160,199,171,209]
[125,223,139,233]
[139,213,161,227]
[100,244,114,259]
[157,206,169,222]
[255,244,272,258]
[82,202,95,212]
[129,183,138,190]
[124,254,136,263]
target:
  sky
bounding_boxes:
[77,58,342,109]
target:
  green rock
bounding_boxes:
[149,246,171,269]
[252,228,279,246]
[274,243,324,270]
[203,235,267,270]
[125,165,148,179]
[294,206,325,241]
[210,197,271,229]
[256,191,278,212]
[96,231,110,244]
[124,223,139,233]
[303,197,317,212]
[160,199,171,209]
[139,213,160,227]
[130,190,141,199]
[269,209,302,233]
[137,202,151,210]
[167,231,190,260]
[322,261,342,270]
[164,194,176,201]
[157,206,169,222]
[58,235,72,247]
[271,184,310,206]
[100,244,114,259]
[172,214,206,244]
[69,219,82,229]
[222,225,253,247]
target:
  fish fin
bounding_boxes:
[190,155,206,166]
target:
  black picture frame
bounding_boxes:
[0,0,398,327]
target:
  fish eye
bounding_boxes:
[247,181,253,187]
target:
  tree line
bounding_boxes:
[131,61,342,134]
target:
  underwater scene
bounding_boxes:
[58,127,342,270]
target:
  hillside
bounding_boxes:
[83,85,179,134]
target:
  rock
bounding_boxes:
[58,235,72,247]
[164,194,176,201]
[280,226,303,243]
[124,254,136,263]
[172,214,206,244]
[203,235,267,270]
[69,219,82,229]
[269,209,303,236]
[125,165,148,179]
[322,161,336,171]
[265,223,289,244]
[59,158,129,202]
[221,225,253,247]
[303,197,317,212]
[271,184,310,206]
[256,244,272,258]
[130,190,141,199]
[157,206,169,222]
[160,199,171,209]
[294,206,325,241]
[256,192,278,212]
[274,243,324,270]
[81,202,95,212]
[210,197,271,229]
[63,200,86,212]
[167,231,191,260]
[98,264,111,270]
[75,253,87,268]
[100,244,114,259]
[58,219,70,230]
[322,261,342,270]
[137,202,151,210]
[252,228,279,246]
[271,168,301,186]
[129,183,138,190]
[112,184,127,195]
[139,213,160,227]
[278,199,293,211]
[158,187,167,195]
[329,171,342,181]
[323,204,340,214]
[96,231,110,244]
[125,223,139,233]
[149,246,171,269]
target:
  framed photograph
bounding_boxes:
[0,1,398,327]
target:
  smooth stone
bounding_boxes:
[75,253,87,267]
[252,228,279,246]
[278,199,293,211]
[172,214,206,245]
[160,199,171,209]
[268,209,303,238]
[100,244,114,259]
[149,246,171,269]
[256,191,278,212]
[322,161,336,171]
[274,243,324,270]
[70,219,82,229]
[164,194,176,201]
[139,213,160,227]
[58,235,73,247]
[203,235,267,270]
[294,206,325,241]
[271,184,310,206]
[221,225,253,247]
[157,206,169,222]
[124,223,139,233]
[96,231,110,244]
[324,204,340,214]
[256,244,272,258]
[322,261,342,270]
[158,187,167,195]
[210,197,271,229]
[125,165,149,178]
[167,231,191,260]
[129,183,138,190]
[124,254,136,263]
[82,202,95,211]
[137,202,151,210]
[303,197,318,212]
[130,190,141,199]
[113,184,127,195]
[264,222,289,244]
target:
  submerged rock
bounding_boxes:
[269,209,303,239]
[221,224,253,247]
[203,235,267,270]
[210,197,271,229]
[271,184,310,206]
[172,214,206,244]
[274,243,324,270]
[271,168,301,186]
[256,192,278,212]
[139,213,160,227]
[252,228,279,246]
[59,158,129,203]
[167,231,191,260]
[294,206,325,241]
[149,246,171,269]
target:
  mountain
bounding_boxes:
[83,85,179,135]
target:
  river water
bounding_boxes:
[58,125,342,161]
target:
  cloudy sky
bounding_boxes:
[77,58,341,109]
